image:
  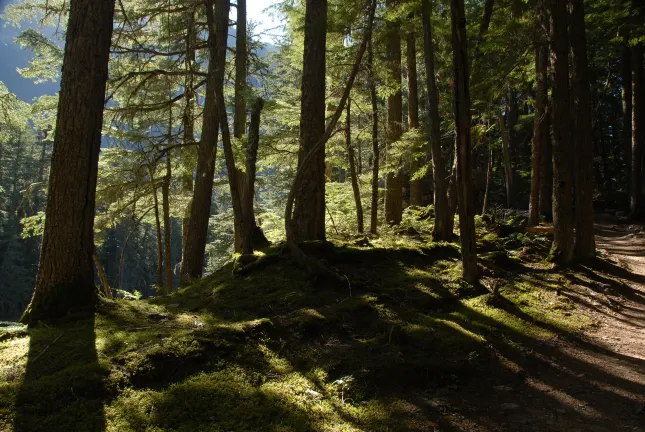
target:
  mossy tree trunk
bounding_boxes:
[21,0,116,324]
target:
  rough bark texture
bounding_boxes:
[421,0,451,241]
[368,39,379,234]
[180,0,221,286]
[21,0,116,323]
[548,0,574,264]
[631,43,644,215]
[529,2,548,227]
[407,27,422,207]
[245,98,270,248]
[292,0,327,242]
[570,0,596,260]
[450,0,478,282]
[384,0,403,225]
[346,99,364,233]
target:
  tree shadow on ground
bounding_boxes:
[13,315,107,432]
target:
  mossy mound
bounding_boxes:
[0,233,593,431]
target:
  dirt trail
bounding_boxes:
[422,222,645,432]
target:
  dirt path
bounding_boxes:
[422,222,645,432]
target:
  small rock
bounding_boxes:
[500,403,520,412]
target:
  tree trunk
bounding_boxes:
[150,169,164,290]
[245,98,269,248]
[421,0,452,241]
[621,28,632,184]
[548,0,574,264]
[93,247,112,299]
[21,0,116,324]
[234,0,247,139]
[450,0,478,282]
[384,0,403,225]
[570,0,596,260]
[407,26,422,207]
[529,2,548,226]
[180,0,221,286]
[346,98,364,233]
[368,39,379,235]
[631,43,644,216]
[539,103,553,220]
[162,155,173,293]
[498,114,513,208]
[292,0,327,242]
[181,10,197,261]
[482,140,493,215]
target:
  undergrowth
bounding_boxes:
[0,212,597,431]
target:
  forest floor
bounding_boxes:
[1,212,644,432]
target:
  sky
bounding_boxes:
[0,0,281,101]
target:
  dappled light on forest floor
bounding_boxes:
[1,225,644,431]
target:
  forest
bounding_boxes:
[0,0,644,430]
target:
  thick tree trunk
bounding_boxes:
[548,0,574,264]
[180,0,221,285]
[245,98,269,248]
[570,0,596,260]
[421,0,451,241]
[450,0,478,282]
[631,43,644,216]
[498,114,513,208]
[407,27,422,207]
[384,0,403,225]
[21,0,116,323]
[346,98,364,233]
[529,3,548,226]
[292,0,327,242]
[368,39,380,234]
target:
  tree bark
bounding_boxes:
[631,43,644,216]
[368,39,379,234]
[570,0,596,260]
[93,247,112,299]
[180,0,221,286]
[407,26,422,207]
[245,98,269,248]
[292,0,328,242]
[421,0,452,241]
[450,0,478,282]
[482,140,493,215]
[151,174,164,290]
[529,3,548,226]
[162,155,173,293]
[234,0,247,139]
[21,0,116,323]
[384,0,403,225]
[621,33,632,183]
[548,0,574,264]
[346,98,364,233]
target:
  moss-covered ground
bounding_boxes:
[2,211,635,431]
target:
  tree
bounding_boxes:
[368,38,380,235]
[21,0,116,323]
[384,0,403,226]
[407,22,422,207]
[180,0,221,285]
[570,0,596,260]
[548,0,575,264]
[346,98,364,233]
[292,0,328,242]
[450,0,477,282]
[529,1,548,227]
[421,0,452,242]
[631,43,643,216]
